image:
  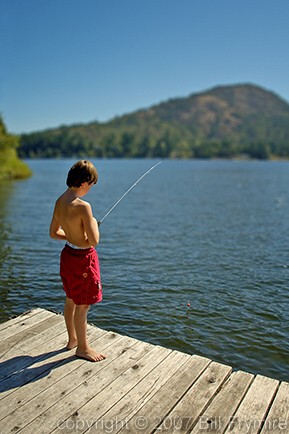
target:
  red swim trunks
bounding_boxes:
[60,244,102,305]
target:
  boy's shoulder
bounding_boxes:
[56,192,90,206]
[69,197,92,213]
[77,197,91,207]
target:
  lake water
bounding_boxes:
[0,159,288,382]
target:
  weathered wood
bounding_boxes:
[260,381,289,434]
[156,361,233,433]
[36,344,172,434]
[116,354,211,434]
[0,309,287,434]
[190,371,254,433]
[0,331,124,416]
[0,308,45,332]
[0,323,68,381]
[64,349,190,434]
[0,317,106,399]
[223,375,279,434]
[0,309,55,340]
[0,333,138,431]
[15,340,157,433]
[0,314,63,359]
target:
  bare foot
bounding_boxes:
[75,347,106,362]
[66,338,78,350]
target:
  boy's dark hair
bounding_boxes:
[66,160,98,188]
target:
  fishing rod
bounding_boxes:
[98,161,161,226]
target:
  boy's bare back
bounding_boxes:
[50,185,99,248]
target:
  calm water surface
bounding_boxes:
[0,159,288,381]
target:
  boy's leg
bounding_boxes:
[74,304,106,362]
[64,297,78,349]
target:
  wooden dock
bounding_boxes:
[0,308,288,434]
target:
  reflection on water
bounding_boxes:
[0,180,16,320]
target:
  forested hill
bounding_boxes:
[19,83,289,159]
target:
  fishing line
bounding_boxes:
[98,161,161,225]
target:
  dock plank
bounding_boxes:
[116,354,211,434]
[0,322,68,381]
[0,308,46,332]
[0,333,137,432]
[0,313,106,367]
[0,331,125,419]
[223,375,279,434]
[40,344,172,434]
[65,350,191,434]
[190,370,254,433]
[0,308,287,434]
[0,318,106,400]
[260,381,289,434]
[156,361,232,433]
[0,309,56,340]
[0,314,63,359]
[17,340,158,433]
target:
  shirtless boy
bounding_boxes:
[50,160,106,362]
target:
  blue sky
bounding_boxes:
[1,0,289,134]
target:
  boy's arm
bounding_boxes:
[49,210,67,241]
[81,202,100,247]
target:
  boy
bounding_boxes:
[50,160,106,362]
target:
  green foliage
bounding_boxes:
[0,117,32,180]
[18,84,289,159]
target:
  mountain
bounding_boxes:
[19,84,289,159]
